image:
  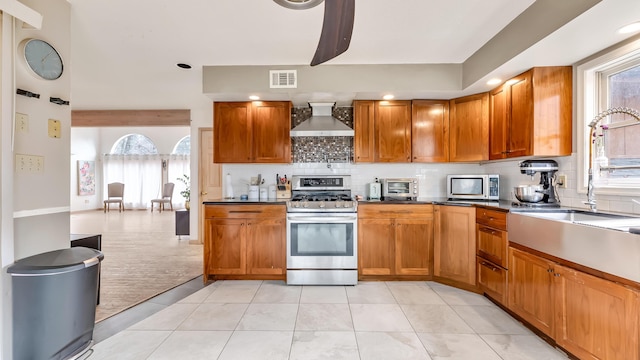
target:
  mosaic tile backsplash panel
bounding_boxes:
[291,106,354,163]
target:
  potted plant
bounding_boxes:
[176,174,190,210]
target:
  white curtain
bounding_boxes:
[167,154,190,208]
[103,154,163,209]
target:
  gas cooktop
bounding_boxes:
[287,175,356,213]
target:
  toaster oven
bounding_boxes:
[381,178,418,200]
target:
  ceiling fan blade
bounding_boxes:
[310,0,355,66]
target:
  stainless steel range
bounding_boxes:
[286,175,358,285]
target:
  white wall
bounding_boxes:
[1,1,70,358]
[12,0,71,259]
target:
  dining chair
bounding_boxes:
[103,182,125,212]
[150,182,175,212]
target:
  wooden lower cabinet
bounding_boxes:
[206,218,246,275]
[477,257,507,305]
[508,247,555,337]
[246,218,285,275]
[204,205,286,280]
[434,205,476,286]
[358,204,433,278]
[476,207,508,305]
[509,246,640,360]
[554,264,639,360]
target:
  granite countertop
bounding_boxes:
[204,198,569,213]
[358,198,515,211]
[203,199,288,205]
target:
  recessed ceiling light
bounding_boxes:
[487,78,502,85]
[383,94,394,100]
[249,95,260,100]
[618,21,640,34]
[176,63,192,69]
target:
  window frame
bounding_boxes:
[577,36,640,197]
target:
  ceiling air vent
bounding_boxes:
[270,70,297,88]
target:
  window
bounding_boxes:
[578,37,640,195]
[111,134,158,154]
[172,136,190,155]
[599,62,640,179]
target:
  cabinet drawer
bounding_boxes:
[476,208,507,230]
[205,205,286,219]
[358,204,433,219]
[476,224,508,268]
[477,257,507,305]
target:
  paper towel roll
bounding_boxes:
[225,173,234,199]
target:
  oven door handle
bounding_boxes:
[287,215,358,223]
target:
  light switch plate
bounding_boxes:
[15,112,28,132]
[48,119,61,138]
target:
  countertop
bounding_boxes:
[204,198,527,211]
[358,198,516,211]
[203,199,288,205]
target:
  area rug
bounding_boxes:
[70,210,203,322]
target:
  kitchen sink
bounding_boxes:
[510,209,640,232]
[508,210,640,283]
[511,209,626,222]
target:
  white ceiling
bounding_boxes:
[68,0,640,109]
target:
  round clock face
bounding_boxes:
[23,39,64,80]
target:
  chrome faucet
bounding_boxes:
[585,107,640,211]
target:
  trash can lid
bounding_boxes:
[7,247,104,275]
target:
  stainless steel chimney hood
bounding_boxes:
[290,102,354,137]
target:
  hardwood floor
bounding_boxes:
[70,209,203,322]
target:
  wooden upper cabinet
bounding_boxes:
[375,100,412,162]
[354,100,375,163]
[411,100,449,162]
[353,100,411,163]
[213,101,291,163]
[252,101,291,163]
[449,93,489,162]
[489,86,508,159]
[213,102,253,163]
[489,66,572,160]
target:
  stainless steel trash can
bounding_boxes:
[8,247,104,360]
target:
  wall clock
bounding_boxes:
[22,39,64,80]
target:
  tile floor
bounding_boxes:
[89,280,569,360]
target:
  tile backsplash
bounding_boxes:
[221,104,640,215]
[291,106,354,163]
[292,137,353,163]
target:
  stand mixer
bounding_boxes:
[514,160,560,207]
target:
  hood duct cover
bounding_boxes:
[290,102,354,137]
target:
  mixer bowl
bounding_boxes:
[514,185,544,203]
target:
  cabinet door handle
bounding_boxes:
[230,211,262,214]
[480,261,499,272]
[547,268,553,273]
[201,191,208,195]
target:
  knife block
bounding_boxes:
[276,182,291,199]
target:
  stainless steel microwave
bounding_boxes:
[381,178,418,200]
[447,174,499,200]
